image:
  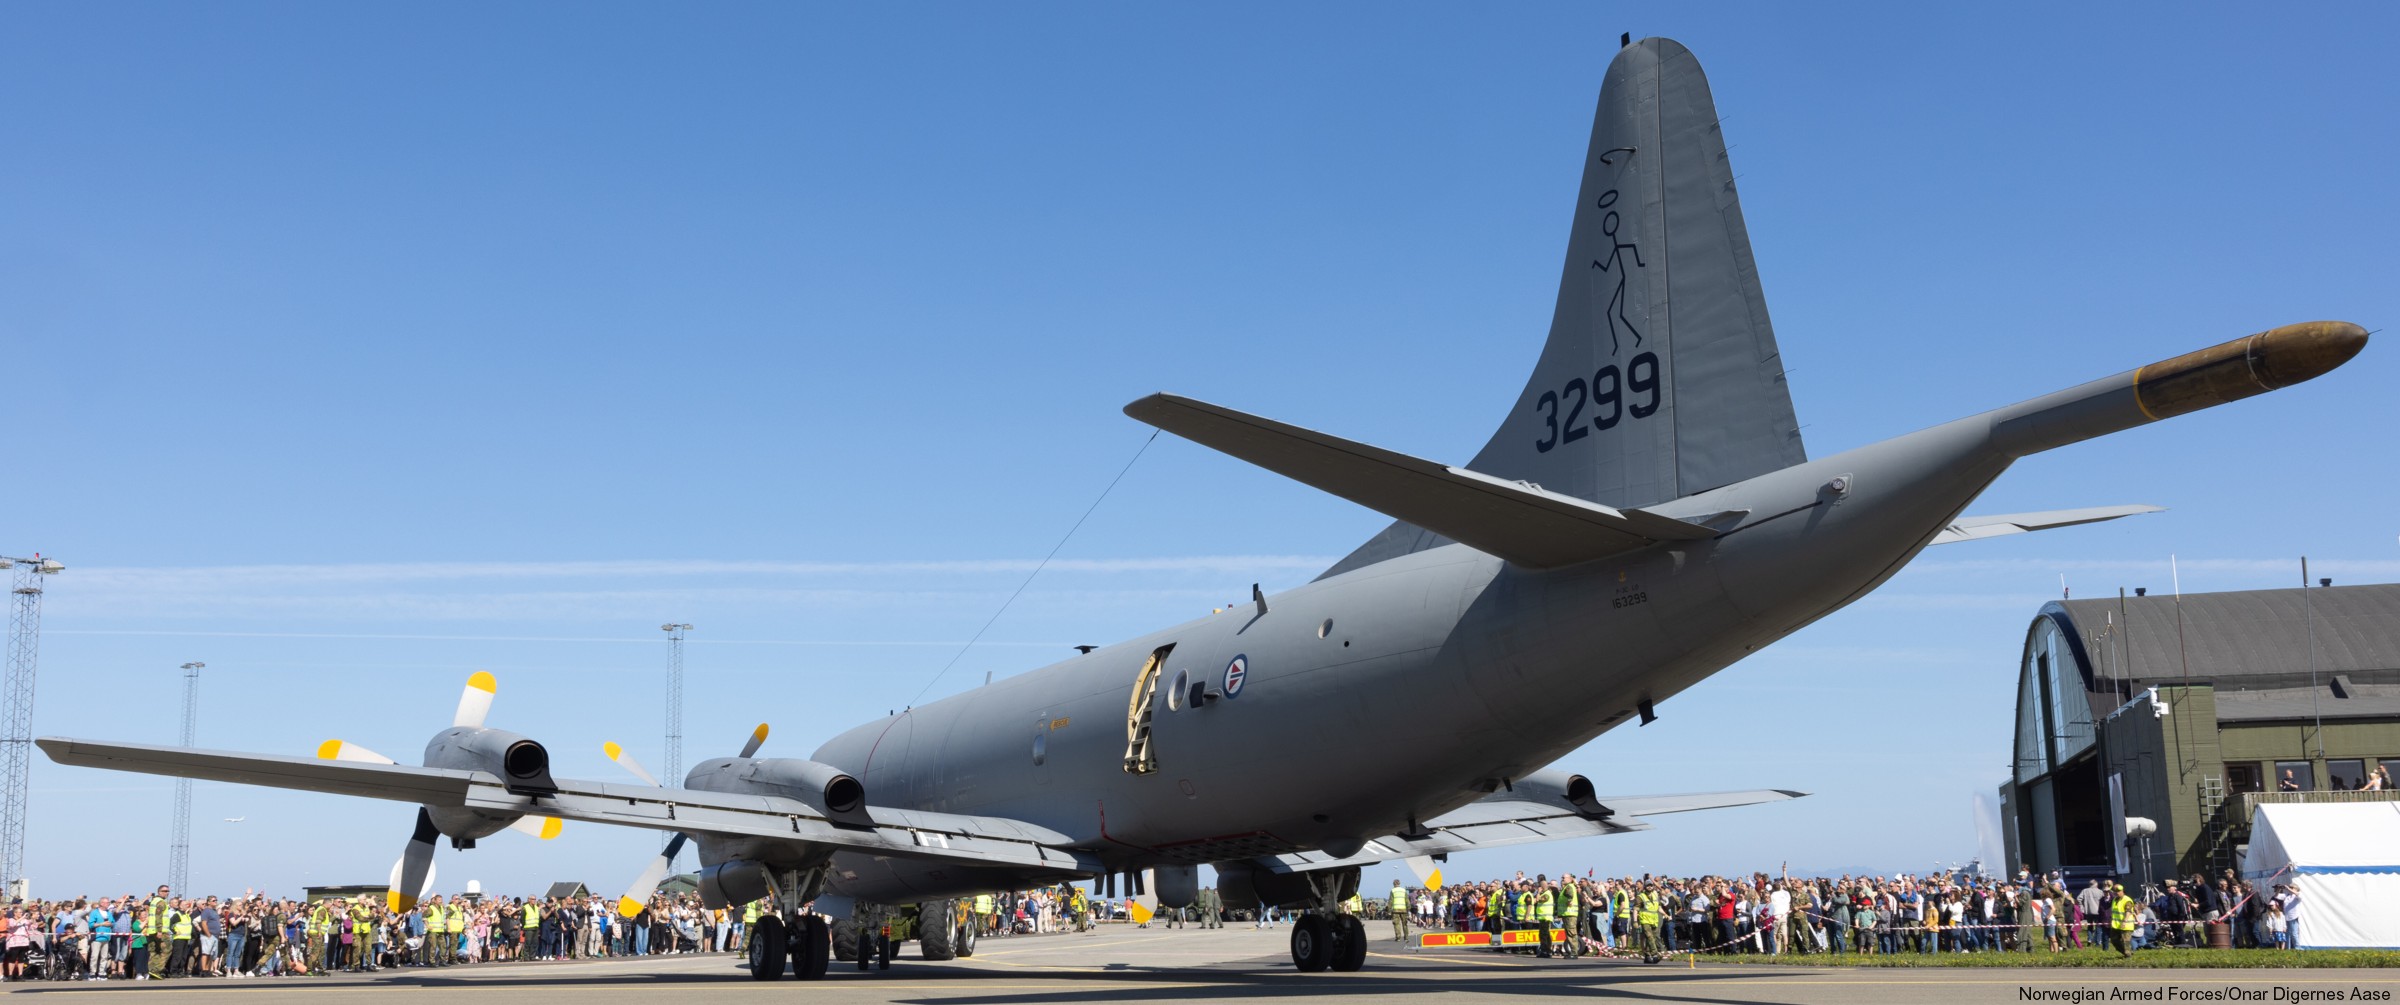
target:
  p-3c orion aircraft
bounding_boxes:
[41,36,2367,980]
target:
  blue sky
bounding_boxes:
[4,3,2394,900]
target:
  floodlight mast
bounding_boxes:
[0,554,62,898]
[168,662,203,893]
[661,622,692,871]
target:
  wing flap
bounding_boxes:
[1125,393,1711,569]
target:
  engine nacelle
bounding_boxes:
[695,860,770,911]
[424,727,558,796]
[733,758,871,828]
[1510,768,1612,820]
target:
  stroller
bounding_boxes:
[45,939,83,981]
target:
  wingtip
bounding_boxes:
[1776,789,1811,799]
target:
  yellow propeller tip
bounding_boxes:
[753,723,770,741]
[466,670,497,693]
[390,893,416,913]
[603,742,622,760]
[618,898,645,919]
[316,739,343,761]
[537,817,563,840]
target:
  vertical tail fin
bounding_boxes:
[1324,37,1805,578]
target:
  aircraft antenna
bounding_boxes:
[0,554,61,901]
[167,661,203,893]
[913,430,1158,705]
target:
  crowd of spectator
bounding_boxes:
[0,865,2319,980]
[1373,865,2307,959]
[0,884,739,982]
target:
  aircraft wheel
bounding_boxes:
[918,899,959,960]
[1331,914,1368,972]
[956,919,977,959]
[832,916,860,961]
[792,916,830,980]
[1290,914,1332,972]
[748,915,788,981]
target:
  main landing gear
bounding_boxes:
[749,865,834,981]
[1286,872,1368,973]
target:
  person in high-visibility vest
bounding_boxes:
[309,900,333,972]
[444,899,466,965]
[166,901,196,977]
[1388,881,1410,943]
[2108,883,2138,958]
[1635,887,1662,959]
[741,900,761,951]
[974,893,995,935]
[1556,878,1582,959]
[522,899,541,959]
[146,894,171,978]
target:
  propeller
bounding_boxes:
[316,671,561,914]
[454,670,496,728]
[605,723,769,917]
[601,742,660,787]
[390,808,440,912]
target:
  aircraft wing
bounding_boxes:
[37,737,1099,873]
[1254,787,1806,875]
[1928,504,2162,545]
[1125,393,1712,569]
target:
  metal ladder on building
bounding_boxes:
[2198,775,2232,874]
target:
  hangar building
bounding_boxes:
[1999,582,2400,883]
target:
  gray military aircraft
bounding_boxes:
[39,36,2366,980]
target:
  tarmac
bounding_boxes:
[6,925,2397,1003]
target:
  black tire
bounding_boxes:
[832,916,860,962]
[956,918,977,959]
[748,915,788,981]
[918,900,958,961]
[1291,914,1332,972]
[793,916,830,980]
[1332,914,1368,972]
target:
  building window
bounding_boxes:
[2226,763,2263,795]
[2274,760,2315,792]
[2327,759,2367,791]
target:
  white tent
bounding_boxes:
[2240,802,2400,949]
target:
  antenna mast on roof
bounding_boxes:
[2303,557,2323,759]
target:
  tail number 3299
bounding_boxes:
[1533,351,1660,452]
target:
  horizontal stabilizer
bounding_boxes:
[1125,393,1712,569]
[1929,504,2163,546]
[1260,787,1805,874]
